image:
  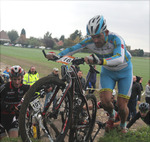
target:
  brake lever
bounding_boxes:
[91,54,98,64]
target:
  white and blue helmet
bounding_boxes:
[87,15,107,36]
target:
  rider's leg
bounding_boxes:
[100,91,115,118]
[117,97,129,128]
[99,67,116,120]
[117,63,133,131]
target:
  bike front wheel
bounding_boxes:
[19,75,72,142]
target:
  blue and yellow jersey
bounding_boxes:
[58,32,132,71]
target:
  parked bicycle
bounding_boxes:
[19,50,98,142]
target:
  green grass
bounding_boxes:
[98,126,150,142]
[1,45,149,87]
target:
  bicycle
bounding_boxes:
[19,50,97,142]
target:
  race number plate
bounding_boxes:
[56,56,75,65]
[30,98,41,112]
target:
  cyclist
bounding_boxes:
[0,65,30,139]
[126,102,150,128]
[46,15,133,133]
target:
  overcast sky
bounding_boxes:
[1,0,149,52]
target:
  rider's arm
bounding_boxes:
[58,37,92,56]
[126,112,141,129]
[102,34,128,66]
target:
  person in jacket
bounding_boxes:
[136,76,143,91]
[0,65,30,139]
[77,70,86,89]
[127,76,141,121]
[145,80,150,104]
[23,66,39,85]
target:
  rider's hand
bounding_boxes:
[84,55,102,65]
[84,56,94,64]
[46,52,56,60]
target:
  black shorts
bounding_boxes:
[0,114,18,135]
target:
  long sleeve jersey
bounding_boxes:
[58,31,132,71]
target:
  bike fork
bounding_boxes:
[35,113,54,142]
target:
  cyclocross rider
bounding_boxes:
[46,15,133,133]
[127,102,150,128]
[0,65,30,139]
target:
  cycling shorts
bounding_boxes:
[0,114,18,136]
[99,61,133,99]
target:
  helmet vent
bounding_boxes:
[95,24,100,34]
[91,26,93,34]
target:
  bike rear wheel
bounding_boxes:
[69,94,97,142]
[19,75,72,142]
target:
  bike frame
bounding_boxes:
[41,64,92,128]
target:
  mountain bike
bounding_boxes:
[19,50,97,142]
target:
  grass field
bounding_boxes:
[1,45,150,88]
[1,45,150,141]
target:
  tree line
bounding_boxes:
[5,29,146,57]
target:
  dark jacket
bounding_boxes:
[130,82,141,101]
[86,71,97,84]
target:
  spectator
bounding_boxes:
[0,65,30,140]
[127,76,141,121]
[136,76,143,91]
[51,68,59,78]
[2,66,10,83]
[44,68,59,110]
[145,80,150,105]
[77,70,85,89]
[127,102,150,129]
[86,65,97,93]
[23,66,39,85]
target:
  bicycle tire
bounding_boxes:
[69,94,97,142]
[19,75,72,142]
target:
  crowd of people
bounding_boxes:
[1,14,150,140]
